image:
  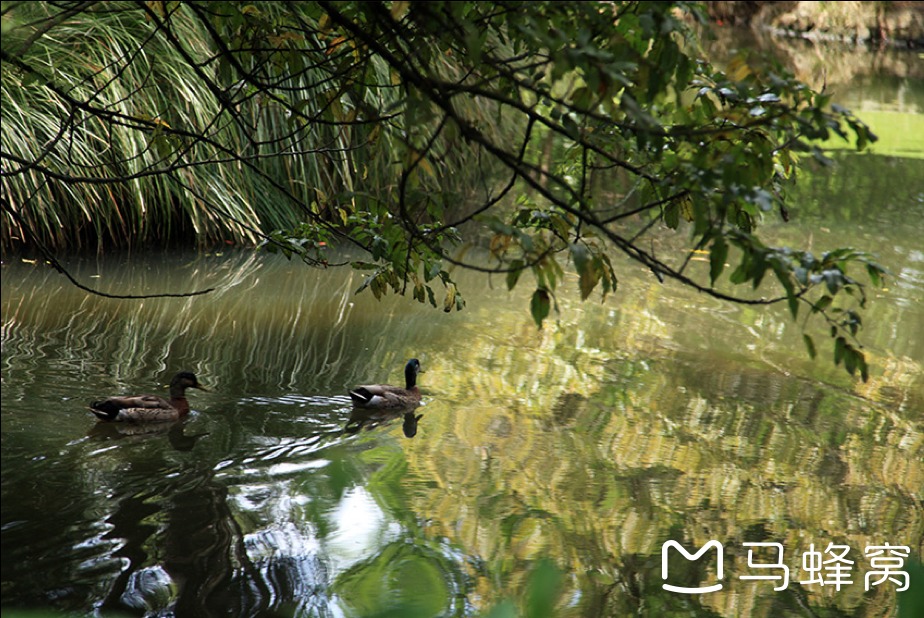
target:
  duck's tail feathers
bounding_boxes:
[89,400,120,421]
[349,388,374,406]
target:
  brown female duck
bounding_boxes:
[349,359,422,409]
[89,371,208,422]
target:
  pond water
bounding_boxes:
[2,47,923,618]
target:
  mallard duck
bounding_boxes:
[349,358,422,409]
[89,371,208,422]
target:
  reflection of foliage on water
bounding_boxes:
[332,541,463,617]
[703,23,924,115]
[2,221,921,615]
[0,250,437,394]
[391,314,922,616]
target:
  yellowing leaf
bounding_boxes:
[391,1,411,21]
[416,156,435,178]
[327,36,347,55]
[727,56,752,82]
[680,196,694,222]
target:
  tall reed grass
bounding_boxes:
[1,2,507,254]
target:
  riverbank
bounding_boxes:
[706,1,924,48]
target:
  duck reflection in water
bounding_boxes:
[86,419,209,451]
[344,406,424,438]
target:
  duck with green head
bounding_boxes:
[89,371,208,422]
[349,359,422,409]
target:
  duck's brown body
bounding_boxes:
[349,384,420,409]
[90,372,207,422]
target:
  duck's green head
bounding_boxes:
[405,358,422,388]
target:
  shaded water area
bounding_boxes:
[3,51,924,618]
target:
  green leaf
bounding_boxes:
[425,260,442,282]
[866,262,884,288]
[859,354,869,382]
[507,259,524,291]
[834,336,847,366]
[561,114,580,140]
[823,269,843,294]
[570,243,590,270]
[664,202,680,229]
[812,295,833,313]
[729,260,750,285]
[600,253,619,298]
[846,310,862,336]
[530,288,551,329]
[788,294,799,319]
[571,243,599,300]
[845,346,858,376]
[750,254,768,289]
[803,334,817,359]
[709,237,728,285]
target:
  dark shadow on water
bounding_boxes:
[96,460,281,617]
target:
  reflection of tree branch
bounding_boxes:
[2,197,216,299]
[163,467,271,616]
[98,491,159,613]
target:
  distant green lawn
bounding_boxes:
[829,109,924,159]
